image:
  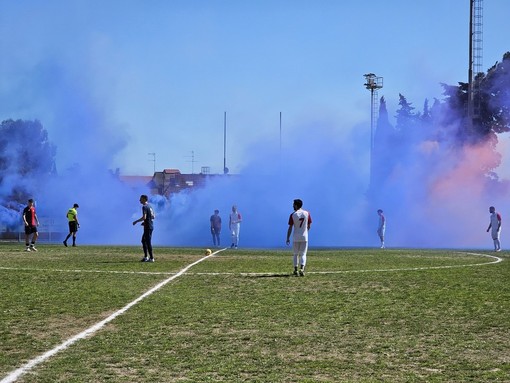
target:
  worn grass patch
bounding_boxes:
[0,245,508,382]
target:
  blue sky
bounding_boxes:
[1,0,509,176]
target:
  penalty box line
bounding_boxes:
[0,249,225,383]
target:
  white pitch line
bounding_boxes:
[0,266,175,276]
[310,252,503,274]
[187,251,503,276]
[0,251,502,277]
[0,249,225,383]
[0,250,502,382]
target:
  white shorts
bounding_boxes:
[491,229,501,240]
[292,241,308,256]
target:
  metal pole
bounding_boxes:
[370,89,374,188]
[370,89,374,151]
[279,112,282,155]
[223,111,227,174]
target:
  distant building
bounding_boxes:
[119,168,229,198]
[119,175,154,188]
[149,168,226,197]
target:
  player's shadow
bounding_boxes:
[94,260,135,264]
[245,273,292,278]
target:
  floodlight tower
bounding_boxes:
[364,73,383,188]
[468,0,483,123]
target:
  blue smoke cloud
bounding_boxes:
[2,47,509,250]
[2,96,508,250]
[156,119,371,248]
[0,59,143,246]
[154,80,510,250]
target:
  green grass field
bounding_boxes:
[0,244,509,382]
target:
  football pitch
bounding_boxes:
[0,245,508,383]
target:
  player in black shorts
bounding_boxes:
[63,203,80,247]
[22,199,39,252]
[132,195,155,262]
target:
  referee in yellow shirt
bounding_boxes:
[63,203,80,247]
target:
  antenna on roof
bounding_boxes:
[185,150,197,174]
[148,152,156,174]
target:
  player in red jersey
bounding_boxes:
[22,199,39,252]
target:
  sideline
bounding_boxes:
[0,249,225,383]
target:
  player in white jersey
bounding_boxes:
[229,205,242,249]
[286,199,312,276]
[377,209,386,249]
[486,206,502,252]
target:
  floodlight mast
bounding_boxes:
[468,0,483,125]
[363,73,383,189]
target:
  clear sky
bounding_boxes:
[0,0,509,176]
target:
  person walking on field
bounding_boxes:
[210,209,222,247]
[22,198,39,252]
[63,203,80,247]
[377,209,386,249]
[286,199,312,276]
[133,194,155,262]
[487,206,502,252]
[229,205,242,249]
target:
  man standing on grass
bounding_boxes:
[210,209,222,247]
[487,206,502,252]
[377,209,386,249]
[229,205,242,249]
[133,194,155,262]
[63,203,80,247]
[286,199,312,276]
[22,198,39,252]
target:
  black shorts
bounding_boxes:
[68,221,79,233]
[211,227,221,235]
[24,225,38,235]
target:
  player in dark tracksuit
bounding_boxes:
[132,194,155,262]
